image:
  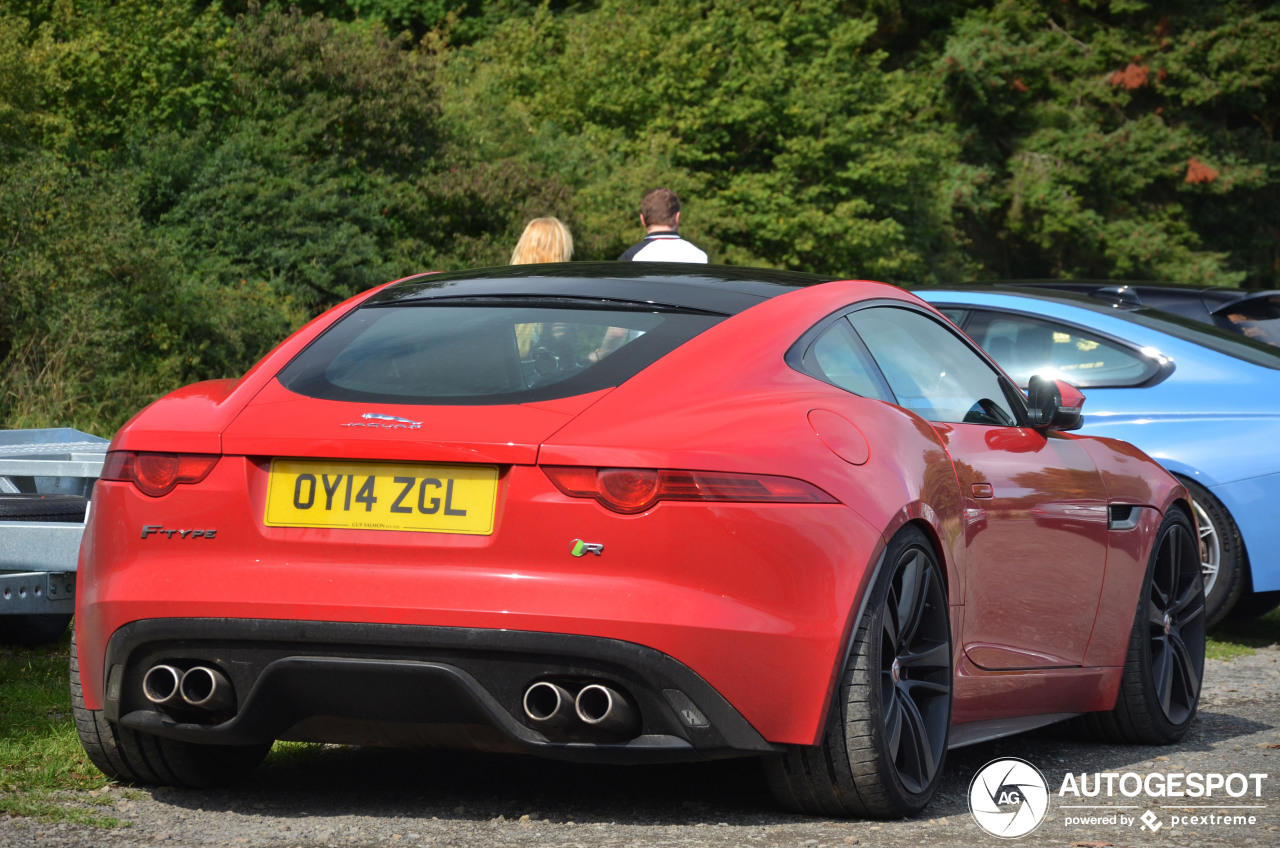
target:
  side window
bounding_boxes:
[847,306,1019,426]
[964,310,1159,388]
[804,319,893,401]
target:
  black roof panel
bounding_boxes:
[372,262,838,315]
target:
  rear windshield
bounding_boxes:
[277,300,725,404]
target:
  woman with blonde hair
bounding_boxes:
[511,217,573,358]
[510,217,574,264]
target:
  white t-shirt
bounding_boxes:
[622,233,708,263]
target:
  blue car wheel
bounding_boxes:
[1179,477,1244,627]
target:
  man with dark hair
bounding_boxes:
[618,188,708,263]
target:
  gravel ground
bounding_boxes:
[3,646,1277,848]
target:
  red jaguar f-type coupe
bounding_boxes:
[72,263,1205,818]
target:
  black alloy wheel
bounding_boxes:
[1145,513,1206,727]
[879,543,952,795]
[764,526,952,818]
[1079,509,1205,745]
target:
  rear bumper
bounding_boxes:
[77,464,887,745]
[104,618,780,763]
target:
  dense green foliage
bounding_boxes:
[1,0,1277,434]
[941,0,1279,284]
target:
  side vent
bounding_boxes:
[1108,505,1142,531]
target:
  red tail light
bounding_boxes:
[100,451,220,497]
[542,466,837,514]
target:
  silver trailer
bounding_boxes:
[0,428,108,644]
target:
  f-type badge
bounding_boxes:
[571,539,604,557]
[141,525,217,540]
[341,412,423,430]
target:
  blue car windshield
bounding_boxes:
[1125,307,1280,370]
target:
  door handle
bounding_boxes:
[971,483,994,499]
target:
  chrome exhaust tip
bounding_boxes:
[575,683,638,735]
[523,681,578,730]
[179,665,236,713]
[142,664,185,708]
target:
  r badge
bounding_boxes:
[571,539,604,557]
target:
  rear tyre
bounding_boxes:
[1079,508,1205,745]
[69,630,270,787]
[1176,477,1244,627]
[764,526,951,818]
[0,613,72,646]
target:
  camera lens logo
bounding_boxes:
[968,758,1050,839]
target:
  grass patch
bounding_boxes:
[266,740,335,762]
[1205,638,1258,661]
[0,628,119,827]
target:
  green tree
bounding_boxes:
[1,1,233,159]
[144,7,444,310]
[0,14,71,154]
[0,151,304,433]
[938,0,1279,286]
[440,0,969,280]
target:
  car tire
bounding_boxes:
[0,613,72,646]
[69,630,271,787]
[1078,508,1205,745]
[763,526,952,818]
[0,493,88,522]
[1176,477,1244,627]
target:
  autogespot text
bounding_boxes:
[1058,771,1268,798]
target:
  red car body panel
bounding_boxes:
[76,459,885,744]
[938,424,1110,669]
[75,267,1188,760]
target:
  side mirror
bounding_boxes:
[1026,375,1084,431]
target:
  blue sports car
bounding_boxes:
[914,285,1280,625]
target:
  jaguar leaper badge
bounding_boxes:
[341,412,423,429]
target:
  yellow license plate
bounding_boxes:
[264,459,498,535]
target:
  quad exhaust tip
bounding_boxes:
[180,665,236,712]
[522,681,578,730]
[142,664,236,713]
[575,683,638,734]
[523,680,639,737]
[141,664,185,709]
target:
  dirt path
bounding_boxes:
[4,647,1278,847]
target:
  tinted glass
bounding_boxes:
[963,310,1159,388]
[1124,306,1280,369]
[806,319,893,401]
[848,307,1019,426]
[278,303,723,404]
[1212,295,1280,348]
